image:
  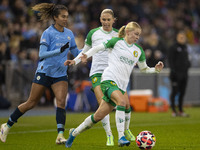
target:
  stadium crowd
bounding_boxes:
[0,0,200,107]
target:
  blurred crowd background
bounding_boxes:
[0,0,200,108]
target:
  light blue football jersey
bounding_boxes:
[36,25,80,77]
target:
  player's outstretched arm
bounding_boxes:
[81,43,105,59]
[64,43,105,66]
[137,61,164,73]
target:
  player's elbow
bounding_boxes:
[140,68,147,73]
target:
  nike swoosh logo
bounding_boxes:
[120,48,126,50]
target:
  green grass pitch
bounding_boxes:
[0,107,200,150]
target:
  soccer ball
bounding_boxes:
[136,130,156,149]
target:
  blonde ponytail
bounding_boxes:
[118,25,126,38]
[118,22,141,38]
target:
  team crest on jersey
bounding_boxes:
[37,76,41,80]
[41,39,46,42]
[110,81,117,86]
[67,36,71,40]
[92,77,98,83]
[133,51,138,57]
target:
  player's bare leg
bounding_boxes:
[66,100,114,148]
[0,83,45,143]
[94,85,114,146]
[52,81,68,144]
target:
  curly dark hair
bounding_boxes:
[32,3,68,21]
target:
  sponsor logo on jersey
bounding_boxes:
[67,36,71,40]
[92,77,98,83]
[120,56,134,66]
[56,43,64,46]
[133,50,138,57]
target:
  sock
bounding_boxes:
[101,114,112,136]
[72,114,97,137]
[56,107,66,133]
[125,107,131,130]
[115,105,125,139]
[7,107,23,127]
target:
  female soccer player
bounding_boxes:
[0,3,80,144]
[74,9,135,146]
[64,21,164,147]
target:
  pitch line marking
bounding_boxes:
[9,120,200,135]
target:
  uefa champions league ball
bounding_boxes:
[136,131,156,149]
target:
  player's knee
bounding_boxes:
[118,99,126,107]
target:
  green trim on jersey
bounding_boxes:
[135,43,146,62]
[113,28,119,33]
[85,27,118,46]
[85,27,100,46]
[100,27,118,34]
[104,37,123,49]
[123,38,133,47]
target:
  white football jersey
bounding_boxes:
[101,37,146,91]
[85,27,118,77]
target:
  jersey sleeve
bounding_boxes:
[85,31,92,46]
[137,61,159,73]
[85,28,99,46]
[39,44,60,60]
[73,44,92,65]
[40,30,50,47]
[39,30,60,59]
[104,37,121,49]
[135,43,146,62]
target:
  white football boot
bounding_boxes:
[56,133,67,144]
[0,123,10,143]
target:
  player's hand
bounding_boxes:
[155,61,164,72]
[60,42,69,53]
[80,53,88,64]
[64,60,75,66]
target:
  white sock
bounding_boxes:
[72,115,96,137]
[125,112,131,130]
[101,114,112,136]
[115,106,125,139]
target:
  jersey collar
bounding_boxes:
[123,38,133,47]
[100,27,113,34]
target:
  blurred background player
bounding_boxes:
[168,31,190,117]
[64,21,164,147]
[72,9,135,146]
[0,3,80,144]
